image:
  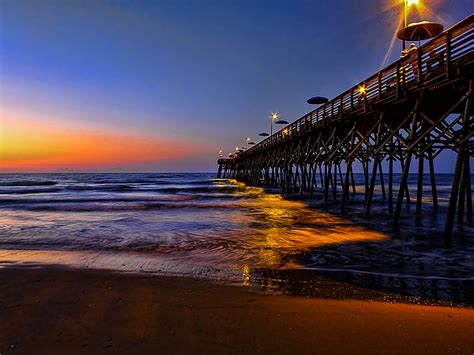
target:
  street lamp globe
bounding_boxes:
[407,0,420,7]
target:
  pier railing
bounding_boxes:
[240,14,473,157]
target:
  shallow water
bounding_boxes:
[0,173,472,304]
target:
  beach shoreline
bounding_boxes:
[1,266,473,354]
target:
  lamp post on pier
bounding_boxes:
[402,0,421,52]
[245,137,251,149]
[398,0,443,55]
[402,0,421,51]
[270,112,279,142]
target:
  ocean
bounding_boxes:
[0,173,473,304]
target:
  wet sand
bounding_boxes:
[0,267,473,354]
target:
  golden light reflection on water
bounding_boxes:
[227,180,389,273]
[242,265,251,286]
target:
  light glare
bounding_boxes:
[407,0,420,7]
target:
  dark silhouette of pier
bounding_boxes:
[218,14,473,242]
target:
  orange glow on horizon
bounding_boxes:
[0,115,210,172]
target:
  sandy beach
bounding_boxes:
[0,267,473,355]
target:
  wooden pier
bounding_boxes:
[218,14,474,242]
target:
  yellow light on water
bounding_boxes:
[222,182,389,269]
[242,265,251,286]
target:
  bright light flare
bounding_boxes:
[271,112,279,120]
[358,85,367,95]
[407,0,420,7]
[379,0,445,70]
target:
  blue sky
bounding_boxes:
[0,0,472,171]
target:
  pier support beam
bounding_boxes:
[444,81,472,243]
[394,99,421,227]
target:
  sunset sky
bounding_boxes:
[0,0,471,172]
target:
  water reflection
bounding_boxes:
[227,182,388,269]
[242,265,251,286]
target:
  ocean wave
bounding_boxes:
[0,195,196,205]
[79,179,169,185]
[0,181,57,187]
[8,201,240,212]
[304,266,474,281]
[80,179,216,185]
[65,184,133,191]
[0,194,244,209]
[155,186,244,194]
[0,188,62,195]
[63,185,245,194]
[0,186,244,197]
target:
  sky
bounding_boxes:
[0,0,472,172]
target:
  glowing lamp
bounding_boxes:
[407,0,420,7]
